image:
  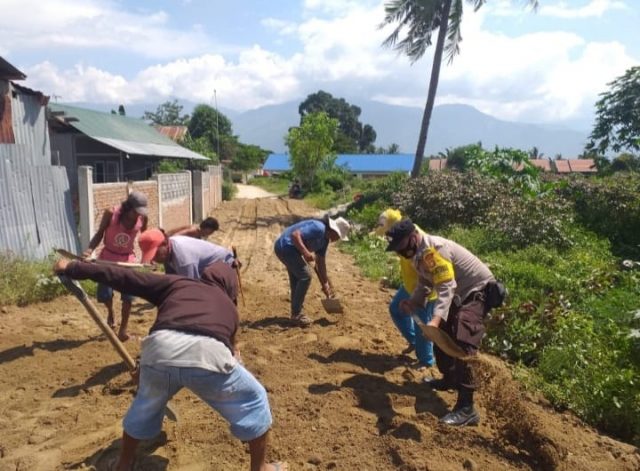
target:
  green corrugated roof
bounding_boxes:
[49,103,206,160]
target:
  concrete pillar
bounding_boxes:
[77,166,94,250]
[192,170,204,222]
[154,173,163,229]
[185,170,193,224]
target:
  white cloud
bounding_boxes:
[25,62,136,103]
[490,0,627,18]
[0,0,213,59]
[369,5,636,122]
[11,0,639,126]
[540,0,627,19]
[25,49,302,111]
[261,18,298,36]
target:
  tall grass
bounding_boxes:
[0,253,95,306]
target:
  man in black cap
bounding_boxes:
[385,218,500,426]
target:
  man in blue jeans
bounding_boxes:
[274,215,350,326]
[375,209,435,368]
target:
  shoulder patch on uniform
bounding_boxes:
[422,248,454,284]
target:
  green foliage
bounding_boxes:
[395,172,572,249]
[558,174,640,257]
[441,143,482,171]
[156,159,186,174]
[466,146,543,194]
[349,172,408,212]
[395,172,505,229]
[341,234,402,288]
[0,253,95,306]
[537,312,639,444]
[299,91,377,153]
[251,175,291,195]
[181,135,219,162]
[143,100,189,125]
[587,66,640,154]
[188,104,234,160]
[222,180,236,201]
[231,144,269,173]
[342,168,640,444]
[286,111,338,190]
[221,167,237,201]
[611,153,640,173]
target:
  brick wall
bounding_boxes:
[93,181,159,230]
[78,165,222,253]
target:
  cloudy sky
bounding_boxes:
[1,0,637,128]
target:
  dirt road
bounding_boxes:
[0,197,638,470]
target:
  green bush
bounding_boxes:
[340,234,401,288]
[222,180,236,201]
[558,174,640,257]
[251,175,291,195]
[0,253,96,306]
[537,311,639,445]
[396,172,573,249]
[395,172,506,230]
[156,159,186,173]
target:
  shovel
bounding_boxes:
[306,260,344,314]
[58,275,178,422]
[231,246,245,307]
[410,313,469,360]
[55,248,153,269]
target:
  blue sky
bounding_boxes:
[1,0,637,129]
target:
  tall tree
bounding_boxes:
[286,112,339,189]
[299,91,377,153]
[380,0,538,177]
[144,100,190,125]
[587,66,640,155]
[188,104,234,159]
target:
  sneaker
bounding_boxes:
[400,345,415,355]
[439,406,480,426]
[291,313,312,327]
[422,377,455,391]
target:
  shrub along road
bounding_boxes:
[0,197,638,470]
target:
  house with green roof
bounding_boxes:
[48,103,207,192]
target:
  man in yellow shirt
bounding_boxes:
[375,209,434,367]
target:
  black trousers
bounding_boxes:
[434,296,486,391]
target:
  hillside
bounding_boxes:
[64,99,589,157]
[231,101,589,156]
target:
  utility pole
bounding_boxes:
[214,89,220,159]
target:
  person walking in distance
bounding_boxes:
[84,191,148,341]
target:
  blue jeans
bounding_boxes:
[389,286,435,367]
[124,363,272,441]
[274,244,312,316]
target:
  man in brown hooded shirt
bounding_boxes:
[55,258,287,471]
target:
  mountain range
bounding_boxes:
[62,99,590,158]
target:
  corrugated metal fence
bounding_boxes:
[0,81,80,259]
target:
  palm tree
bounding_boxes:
[380,0,538,177]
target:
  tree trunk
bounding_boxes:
[411,0,453,178]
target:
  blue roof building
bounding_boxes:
[263,153,414,177]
